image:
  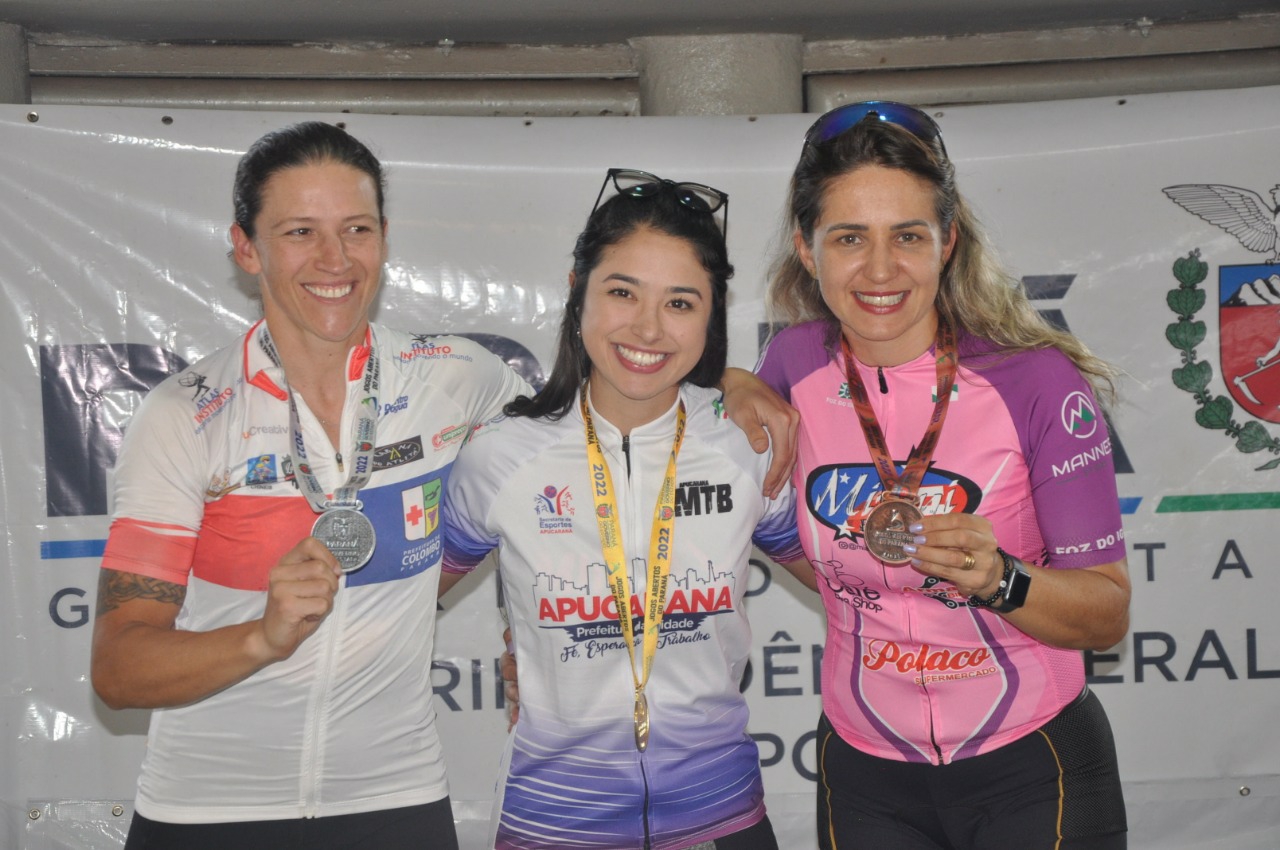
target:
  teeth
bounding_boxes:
[304,283,354,299]
[617,345,668,367]
[855,291,906,307]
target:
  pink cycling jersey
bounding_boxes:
[757,321,1124,765]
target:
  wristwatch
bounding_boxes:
[969,549,1031,613]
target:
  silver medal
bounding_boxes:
[312,507,376,573]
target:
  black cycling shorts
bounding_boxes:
[123,796,459,850]
[816,688,1127,850]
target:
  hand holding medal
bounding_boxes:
[843,319,957,566]
[258,536,344,660]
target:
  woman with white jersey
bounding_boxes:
[442,168,815,850]
[90,121,531,850]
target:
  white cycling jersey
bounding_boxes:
[101,320,528,823]
[443,384,804,850]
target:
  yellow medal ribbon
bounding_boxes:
[580,384,686,752]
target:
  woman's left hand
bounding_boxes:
[902,512,1003,599]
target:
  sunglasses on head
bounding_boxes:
[592,168,730,239]
[803,100,948,158]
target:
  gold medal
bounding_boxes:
[863,498,922,565]
[634,692,650,752]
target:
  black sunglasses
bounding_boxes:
[592,168,730,239]
[803,100,948,159]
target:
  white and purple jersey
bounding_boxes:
[443,384,803,850]
[757,321,1124,766]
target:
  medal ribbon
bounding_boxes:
[580,385,685,746]
[842,319,957,503]
[260,327,379,513]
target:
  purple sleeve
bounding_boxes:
[755,321,835,400]
[985,348,1125,569]
[751,488,805,565]
[441,445,501,575]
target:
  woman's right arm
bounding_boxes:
[89,379,343,709]
[91,537,341,709]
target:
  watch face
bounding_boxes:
[1001,560,1032,610]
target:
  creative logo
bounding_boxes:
[1061,391,1099,439]
[373,437,424,470]
[1163,181,1280,469]
[241,424,288,440]
[805,463,983,542]
[402,478,442,540]
[535,484,575,535]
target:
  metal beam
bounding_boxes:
[805,13,1280,73]
[807,47,1280,110]
[29,40,637,79]
[31,76,639,116]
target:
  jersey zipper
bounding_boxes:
[641,752,653,849]
[897,563,945,764]
[622,430,652,846]
[877,366,889,394]
[300,574,346,815]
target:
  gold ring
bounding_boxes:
[961,552,976,570]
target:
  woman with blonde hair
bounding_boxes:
[757,102,1129,849]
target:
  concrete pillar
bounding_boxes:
[0,23,30,104]
[629,34,802,116]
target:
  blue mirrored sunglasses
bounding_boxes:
[592,167,730,239]
[803,100,947,158]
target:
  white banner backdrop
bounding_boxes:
[3,87,1279,849]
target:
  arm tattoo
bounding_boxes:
[96,569,186,616]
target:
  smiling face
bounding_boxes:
[579,226,714,434]
[797,164,956,366]
[230,159,387,355]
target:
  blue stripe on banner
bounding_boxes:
[1118,497,1142,515]
[41,539,107,559]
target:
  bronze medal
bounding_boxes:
[841,322,957,561]
[633,692,650,752]
[863,499,923,565]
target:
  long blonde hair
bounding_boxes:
[767,117,1117,406]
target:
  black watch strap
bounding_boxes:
[969,548,1031,613]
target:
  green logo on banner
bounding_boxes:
[1165,250,1280,470]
